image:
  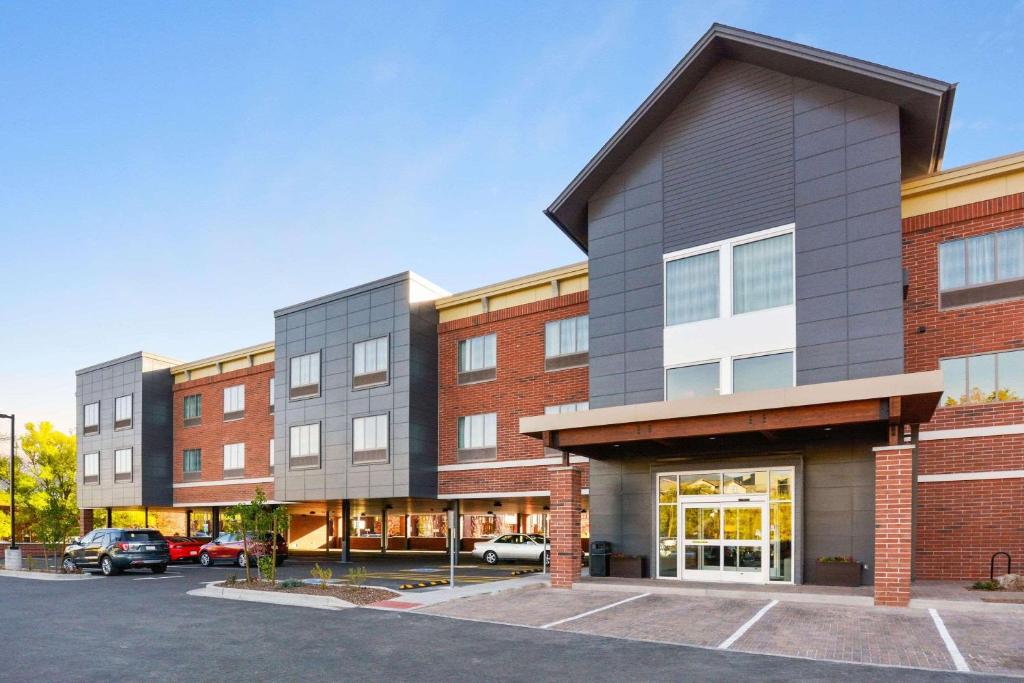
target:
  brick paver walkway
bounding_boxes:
[940,610,1024,676]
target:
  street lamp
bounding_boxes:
[1,413,14,551]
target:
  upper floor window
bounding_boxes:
[732,352,794,393]
[353,414,389,465]
[223,385,245,421]
[939,227,1024,307]
[733,233,794,314]
[458,333,497,384]
[269,438,275,471]
[83,402,100,435]
[666,361,720,400]
[114,394,133,430]
[114,448,132,483]
[289,351,321,399]
[544,316,589,371]
[457,412,497,463]
[83,452,99,485]
[544,402,589,415]
[289,422,321,470]
[940,350,1023,406]
[223,443,245,478]
[353,337,389,389]
[183,394,202,427]
[269,378,275,413]
[183,448,202,481]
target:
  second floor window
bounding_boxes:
[183,448,202,480]
[223,443,245,477]
[290,351,321,399]
[224,385,245,421]
[290,423,321,469]
[83,402,100,435]
[544,316,589,371]
[183,394,202,427]
[83,452,99,484]
[733,352,794,393]
[269,438,275,470]
[457,412,497,462]
[114,448,132,483]
[114,394,133,430]
[269,378,275,413]
[458,333,497,383]
[941,349,1023,406]
[666,362,720,400]
[939,227,1024,307]
[353,414,389,464]
[544,402,589,414]
[353,337,389,388]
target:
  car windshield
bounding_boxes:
[121,531,164,542]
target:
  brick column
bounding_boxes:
[78,510,94,537]
[873,444,915,607]
[548,465,582,589]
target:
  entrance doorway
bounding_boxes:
[681,501,766,582]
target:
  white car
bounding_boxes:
[472,533,550,565]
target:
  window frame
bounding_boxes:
[457,333,498,384]
[183,448,202,481]
[83,451,100,485]
[665,359,722,401]
[222,443,245,478]
[223,384,245,421]
[457,412,498,463]
[938,226,1024,308]
[83,401,100,435]
[183,394,202,427]
[352,336,390,389]
[731,350,796,394]
[939,349,1024,407]
[113,447,133,483]
[544,316,589,371]
[289,351,322,400]
[113,394,133,431]
[289,422,322,470]
[352,414,390,465]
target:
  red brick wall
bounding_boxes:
[549,465,582,588]
[172,363,275,505]
[874,445,914,607]
[438,292,590,496]
[903,193,1024,579]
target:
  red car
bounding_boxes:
[167,536,205,563]
[198,532,288,568]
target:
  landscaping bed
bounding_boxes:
[216,580,396,606]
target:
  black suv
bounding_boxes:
[63,528,170,576]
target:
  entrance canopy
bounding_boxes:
[520,371,943,459]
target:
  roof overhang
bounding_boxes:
[546,24,957,251]
[520,371,943,459]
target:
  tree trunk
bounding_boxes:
[241,520,251,582]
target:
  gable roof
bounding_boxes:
[545,24,956,251]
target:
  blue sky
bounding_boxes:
[1,1,1022,433]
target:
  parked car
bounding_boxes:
[62,528,170,576]
[472,533,550,565]
[167,536,205,563]
[198,532,288,568]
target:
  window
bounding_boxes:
[458,333,497,383]
[114,394,133,430]
[666,362,720,400]
[289,423,321,469]
[544,316,589,371]
[183,394,202,427]
[268,378,275,413]
[83,402,100,435]
[223,385,245,421]
[83,452,99,485]
[353,414,389,464]
[114,448,132,483]
[941,350,1023,406]
[666,251,719,324]
[223,443,245,478]
[183,448,202,481]
[733,233,794,314]
[289,351,321,399]
[544,402,589,415]
[457,413,497,462]
[353,337,389,388]
[939,227,1024,306]
[732,352,794,393]
[269,438,275,470]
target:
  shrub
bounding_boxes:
[311,563,333,590]
[257,555,274,581]
[225,573,238,586]
[971,580,1001,591]
[346,566,368,588]
[279,578,304,589]
[817,556,856,563]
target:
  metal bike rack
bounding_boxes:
[990,551,1012,581]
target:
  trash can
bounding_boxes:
[590,540,612,577]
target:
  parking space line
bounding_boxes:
[132,575,184,581]
[717,599,778,650]
[539,593,650,629]
[928,608,969,672]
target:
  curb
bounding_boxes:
[0,569,97,581]
[188,584,355,610]
[510,568,543,577]
[398,579,450,590]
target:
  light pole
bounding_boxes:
[1,413,15,551]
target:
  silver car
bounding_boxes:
[472,533,550,565]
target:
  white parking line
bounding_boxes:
[132,574,184,581]
[717,599,778,650]
[929,608,969,672]
[540,593,650,629]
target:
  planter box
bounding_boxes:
[609,556,646,579]
[815,560,862,586]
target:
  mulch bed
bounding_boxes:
[217,580,396,605]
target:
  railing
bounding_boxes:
[990,551,1012,581]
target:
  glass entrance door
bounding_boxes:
[681,501,767,582]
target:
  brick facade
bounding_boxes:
[873,445,915,607]
[438,292,590,496]
[171,362,275,505]
[548,465,582,588]
[903,193,1024,580]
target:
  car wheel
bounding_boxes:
[483,550,498,565]
[199,552,212,567]
[100,556,120,576]
[539,551,550,563]
[61,556,76,573]
[237,552,248,568]
[151,564,167,574]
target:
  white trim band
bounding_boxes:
[438,455,589,472]
[438,488,590,500]
[920,423,1024,441]
[918,469,1024,483]
[872,444,916,452]
[171,499,287,508]
[173,477,274,489]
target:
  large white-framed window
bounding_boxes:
[353,414,389,464]
[939,226,1024,307]
[353,337,389,389]
[663,225,795,398]
[458,333,497,383]
[114,448,133,483]
[544,315,589,371]
[83,452,100,485]
[289,351,321,399]
[289,422,321,469]
[223,385,245,421]
[223,443,245,478]
[83,402,100,435]
[114,394,133,430]
[457,412,497,463]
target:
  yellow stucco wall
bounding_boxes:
[437,262,588,324]
[902,151,1024,218]
[171,343,275,384]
